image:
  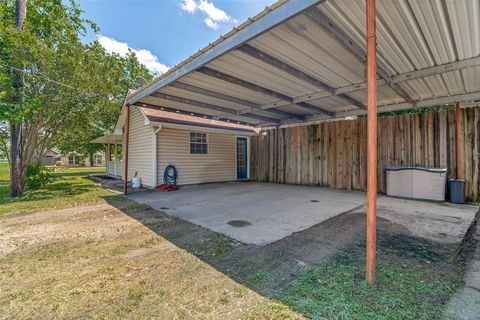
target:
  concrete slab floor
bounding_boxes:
[375,196,477,245]
[127,182,478,246]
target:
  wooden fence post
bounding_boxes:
[455,102,463,179]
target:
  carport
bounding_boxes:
[124,0,480,283]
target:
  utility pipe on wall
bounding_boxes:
[366,0,378,285]
[152,126,162,187]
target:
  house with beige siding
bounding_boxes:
[93,105,258,188]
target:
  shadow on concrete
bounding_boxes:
[102,193,462,298]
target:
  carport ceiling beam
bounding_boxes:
[237,44,367,110]
[326,56,480,101]
[196,67,334,117]
[335,91,480,117]
[196,67,294,102]
[127,0,327,105]
[169,82,302,119]
[149,92,279,124]
[275,91,480,126]
[258,55,480,110]
[306,7,414,104]
[134,102,274,126]
[331,55,480,97]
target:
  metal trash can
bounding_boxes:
[449,179,465,204]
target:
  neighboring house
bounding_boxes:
[92,106,258,188]
[58,152,105,167]
[42,149,62,166]
[60,152,84,166]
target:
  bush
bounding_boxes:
[55,160,63,166]
[27,162,53,190]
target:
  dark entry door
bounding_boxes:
[236,137,248,180]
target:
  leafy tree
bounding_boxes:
[53,44,152,164]
[0,0,152,194]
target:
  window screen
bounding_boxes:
[190,132,208,154]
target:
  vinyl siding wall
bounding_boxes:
[123,107,154,187]
[157,128,237,185]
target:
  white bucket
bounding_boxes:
[132,176,141,189]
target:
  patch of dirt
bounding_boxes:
[0,199,297,319]
[0,204,123,256]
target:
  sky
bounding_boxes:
[79,0,276,76]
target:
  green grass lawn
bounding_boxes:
[0,162,467,319]
[276,240,462,319]
[0,163,116,216]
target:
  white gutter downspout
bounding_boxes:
[152,126,162,187]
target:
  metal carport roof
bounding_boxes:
[126,0,480,127]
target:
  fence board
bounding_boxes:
[253,108,480,201]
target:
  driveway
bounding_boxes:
[127,182,478,246]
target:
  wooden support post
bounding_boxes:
[366,0,378,285]
[114,143,118,177]
[455,102,463,179]
[106,143,110,174]
[123,105,131,195]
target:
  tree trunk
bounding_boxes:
[9,124,24,196]
[9,0,27,197]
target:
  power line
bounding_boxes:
[0,63,75,89]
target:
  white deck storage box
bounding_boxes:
[386,167,447,201]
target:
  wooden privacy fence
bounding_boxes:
[251,107,480,201]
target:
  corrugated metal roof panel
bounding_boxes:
[177,73,277,104]
[160,86,247,112]
[207,51,321,96]
[376,86,405,105]
[274,104,317,116]
[139,96,225,116]
[407,0,456,64]
[463,67,480,92]
[251,14,366,87]
[138,97,282,125]
[308,95,353,113]
[129,0,479,127]
[246,110,286,120]
[445,0,480,59]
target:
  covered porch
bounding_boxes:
[91,133,123,178]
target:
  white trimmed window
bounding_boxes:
[190,132,208,154]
